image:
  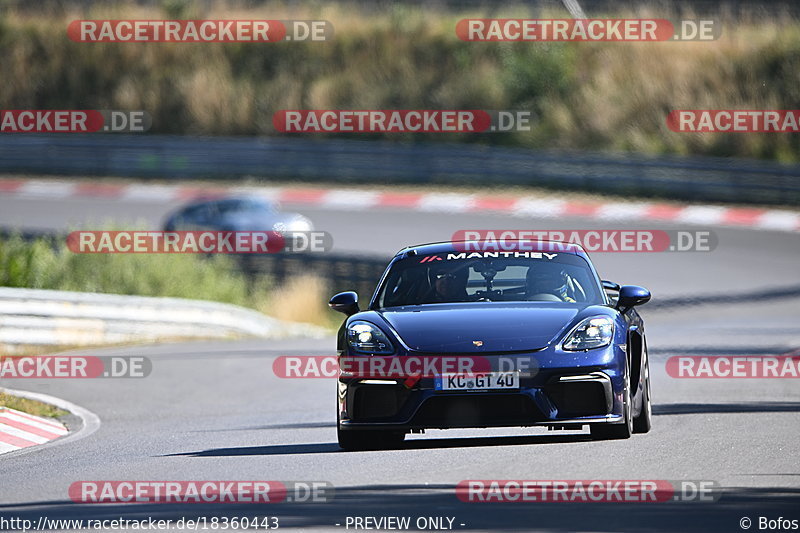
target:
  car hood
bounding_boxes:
[377,303,583,353]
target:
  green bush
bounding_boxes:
[0,234,256,307]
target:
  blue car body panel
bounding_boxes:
[336,241,649,433]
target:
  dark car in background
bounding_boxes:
[330,241,652,450]
[163,196,313,234]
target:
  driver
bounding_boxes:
[428,266,469,302]
[526,264,575,302]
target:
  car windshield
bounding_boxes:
[214,198,276,215]
[376,251,604,307]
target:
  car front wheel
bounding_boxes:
[591,374,633,440]
[337,413,405,451]
[633,351,652,434]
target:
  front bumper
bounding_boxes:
[338,345,627,432]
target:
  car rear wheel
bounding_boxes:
[591,375,633,440]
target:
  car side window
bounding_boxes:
[177,205,201,223]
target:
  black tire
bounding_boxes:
[591,374,633,440]
[337,427,405,451]
[633,351,652,434]
[337,427,372,451]
[336,411,405,451]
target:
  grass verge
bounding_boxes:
[0,392,69,419]
[0,232,339,329]
[0,233,255,305]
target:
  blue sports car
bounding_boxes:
[329,241,652,450]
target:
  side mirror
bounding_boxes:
[617,285,651,311]
[329,291,360,316]
[602,280,620,292]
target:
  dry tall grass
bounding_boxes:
[0,1,797,160]
[256,274,338,328]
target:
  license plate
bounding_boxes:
[435,372,519,391]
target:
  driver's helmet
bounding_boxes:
[429,265,469,300]
[526,264,570,300]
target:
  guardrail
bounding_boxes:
[240,253,388,302]
[0,287,325,348]
[0,229,391,304]
[1,134,798,206]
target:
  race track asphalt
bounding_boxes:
[0,191,798,532]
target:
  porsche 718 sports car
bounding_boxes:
[329,241,652,450]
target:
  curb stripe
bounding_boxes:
[5,408,66,430]
[0,407,68,455]
[0,410,68,434]
[0,179,798,233]
[722,208,764,226]
[277,189,327,204]
[0,180,24,193]
[322,190,380,209]
[563,202,600,217]
[756,211,800,231]
[0,416,63,440]
[418,193,476,212]
[18,181,77,198]
[377,192,424,208]
[512,198,567,218]
[121,184,179,202]
[0,430,38,448]
[0,441,19,453]
[596,203,652,221]
[0,422,48,444]
[473,196,518,211]
[676,206,727,225]
[74,183,125,198]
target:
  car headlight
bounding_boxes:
[562,317,614,351]
[275,217,313,233]
[347,321,395,355]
